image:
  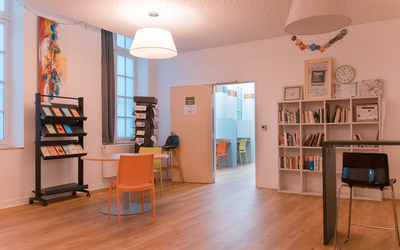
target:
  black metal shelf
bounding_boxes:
[31,93,89,206]
[33,183,88,196]
[41,153,87,160]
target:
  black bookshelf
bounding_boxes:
[30,93,90,206]
[133,96,158,152]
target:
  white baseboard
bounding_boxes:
[0,197,30,210]
[256,181,278,189]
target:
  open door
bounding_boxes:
[170,85,213,183]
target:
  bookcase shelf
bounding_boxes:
[30,94,89,207]
[278,96,382,201]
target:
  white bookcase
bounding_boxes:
[278,97,383,201]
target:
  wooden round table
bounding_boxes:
[82,153,168,216]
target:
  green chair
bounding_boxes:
[237,139,248,164]
[138,147,163,196]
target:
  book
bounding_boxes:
[314,156,319,171]
[136,121,145,127]
[52,107,63,116]
[331,104,339,122]
[42,107,53,116]
[135,105,147,111]
[63,124,73,133]
[70,108,80,117]
[309,155,314,171]
[136,130,145,136]
[74,144,85,153]
[54,145,65,155]
[55,124,65,133]
[61,107,72,117]
[46,146,58,156]
[41,146,51,157]
[62,145,73,154]
[45,124,57,134]
[136,113,146,119]
[68,144,78,154]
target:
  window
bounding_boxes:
[114,34,135,142]
[0,0,9,145]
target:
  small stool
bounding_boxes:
[162,135,184,185]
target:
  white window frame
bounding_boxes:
[0,0,11,147]
[113,34,136,143]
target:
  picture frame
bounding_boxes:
[304,58,332,100]
[283,85,302,101]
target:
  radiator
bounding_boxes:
[102,144,134,177]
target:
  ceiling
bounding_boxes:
[23,0,400,53]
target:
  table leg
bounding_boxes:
[101,192,152,215]
[323,144,337,245]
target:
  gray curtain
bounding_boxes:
[101,29,115,144]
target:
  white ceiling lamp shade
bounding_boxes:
[285,0,351,35]
[130,12,177,59]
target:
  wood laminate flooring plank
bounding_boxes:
[0,163,398,249]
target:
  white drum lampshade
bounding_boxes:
[285,0,351,35]
[130,28,178,59]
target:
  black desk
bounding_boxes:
[322,140,400,245]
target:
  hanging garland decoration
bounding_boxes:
[15,0,88,29]
[291,29,348,53]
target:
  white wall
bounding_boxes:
[0,4,108,209]
[153,18,400,190]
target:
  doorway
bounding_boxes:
[212,82,256,185]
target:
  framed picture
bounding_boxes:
[304,58,332,100]
[283,85,302,101]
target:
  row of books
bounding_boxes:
[279,132,300,146]
[45,124,74,134]
[329,104,350,123]
[302,109,324,123]
[41,144,85,157]
[279,155,323,171]
[279,156,304,169]
[303,133,324,147]
[278,109,300,124]
[42,106,81,118]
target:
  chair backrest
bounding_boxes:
[117,154,154,186]
[164,135,179,148]
[239,139,247,151]
[342,152,390,189]
[138,147,162,169]
[217,140,228,154]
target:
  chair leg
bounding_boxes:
[347,187,353,241]
[116,188,121,228]
[334,185,343,250]
[390,183,400,249]
[225,154,229,169]
[160,169,163,196]
[170,149,174,185]
[239,152,242,164]
[174,148,184,182]
[152,187,156,223]
[108,181,113,219]
[217,155,221,170]
[245,151,248,163]
[141,191,144,214]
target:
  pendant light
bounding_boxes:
[130,12,178,59]
[285,0,351,35]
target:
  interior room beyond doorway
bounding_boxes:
[214,82,255,184]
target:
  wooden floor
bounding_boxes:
[0,163,399,249]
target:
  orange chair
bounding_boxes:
[108,154,156,228]
[216,140,229,170]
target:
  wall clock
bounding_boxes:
[335,65,355,84]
